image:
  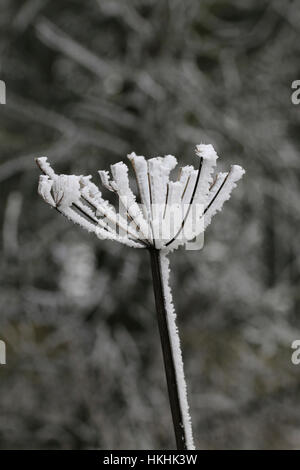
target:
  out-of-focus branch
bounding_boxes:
[3,191,23,257]
[35,17,113,78]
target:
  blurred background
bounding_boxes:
[0,0,300,450]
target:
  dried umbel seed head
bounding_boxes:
[36,144,245,251]
[35,144,245,451]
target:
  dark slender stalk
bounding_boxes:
[149,248,187,450]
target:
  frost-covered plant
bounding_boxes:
[36,144,245,450]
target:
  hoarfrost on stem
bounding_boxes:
[159,250,195,450]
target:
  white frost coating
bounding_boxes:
[110,162,131,194]
[80,175,118,219]
[195,143,218,161]
[159,251,195,450]
[204,165,245,229]
[75,199,110,231]
[206,172,228,207]
[83,189,142,242]
[193,144,218,212]
[37,145,245,250]
[52,175,81,208]
[148,157,164,206]
[79,170,142,242]
[99,170,116,192]
[148,157,165,243]
[148,155,178,244]
[148,155,177,206]
[163,154,177,172]
[128,152,154,244]
[36,156,56,179]
[61,205,97,234]
[167,181,183,206]
[110,161,151,242]
[38,175,55,207]
[160,181,184,245]
[166,146,244,251]
[80,175,104,202]
[161,155,177,201]
[178,165,194,194]
[128,152,151,214]
[61,206,143,248]
[36,158,146,248]
[181,169,198,205]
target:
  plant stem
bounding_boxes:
[149,248,193,450]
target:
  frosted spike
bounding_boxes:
[38,175,55,207]
[36,156,56,179]
[161,181,184,245]
[206,172,228,207]
[110,161,151,243]
[204,165,245,229]
[178,165,194,192]
[193,144,219,213]
[99,170,116,192]
[181,169,198,205]
[128,152,151,215]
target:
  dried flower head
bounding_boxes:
[36,144,245,251]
